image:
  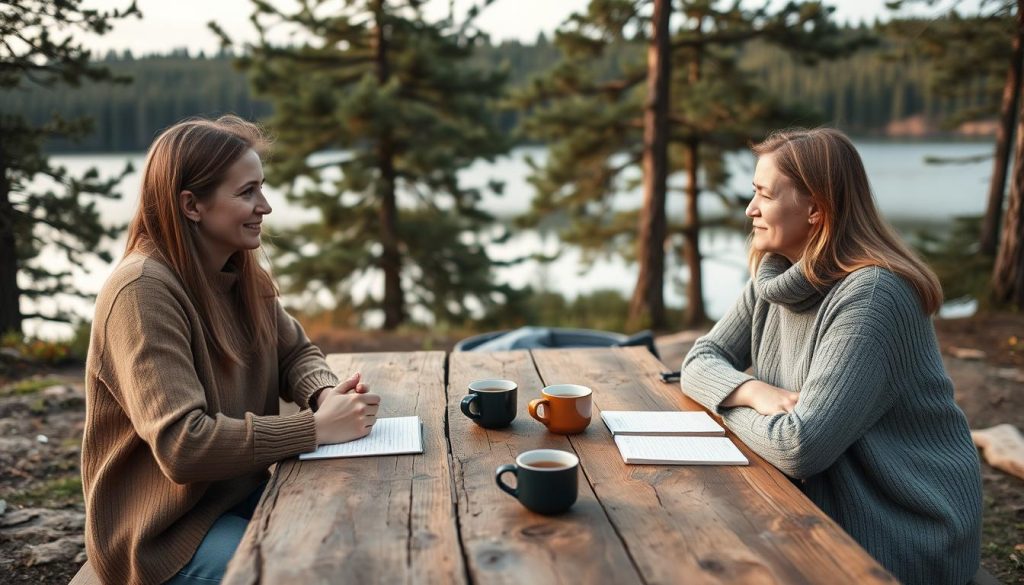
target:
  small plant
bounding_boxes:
[0,329,84,366]
[6,476,83,508]
[0,377,65,397]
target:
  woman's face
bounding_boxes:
[747,152,817,263]
[194,149,271,260]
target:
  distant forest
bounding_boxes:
[1,28,995,153]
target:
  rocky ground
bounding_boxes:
[0,314,1021,584]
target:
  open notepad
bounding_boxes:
[601,410,725,436]
[299,416,423,460]
[601,410,747,466]
[614,435,748,465]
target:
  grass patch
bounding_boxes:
[980,484,1024,582]
[6,476,83,508]
[0,378,64,397]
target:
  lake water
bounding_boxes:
[25,140,994,338]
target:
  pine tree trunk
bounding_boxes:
[992,76,1024,308]
[681,18,707,329]
[374,2,405,329]
[683,140,706,327]
[981,0,1024,255]
[0,147,21,335]
[629,0,670,331]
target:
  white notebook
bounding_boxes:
[614,435,749,466]
[299,416,423,460]
[600,410,725,436]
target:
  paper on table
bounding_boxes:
[614,435,748,465]
[299,416,423,460]
[600,410,725,436]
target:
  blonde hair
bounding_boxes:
[750,128,942,314]
[125,115,277,366]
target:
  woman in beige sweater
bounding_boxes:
[82,116,380,585]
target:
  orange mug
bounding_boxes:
[528,384,593,434]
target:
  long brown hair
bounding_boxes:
[750,128,943,314]
[125,115,276,365]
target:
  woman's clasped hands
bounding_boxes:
[313,372,382,445]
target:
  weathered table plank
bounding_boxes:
[530,347,895,585]
[223,351,464,585]
[223,347,895,585]
[447,351,643,585]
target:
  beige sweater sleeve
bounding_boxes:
[274,300,340,408]
[96,276,318,484]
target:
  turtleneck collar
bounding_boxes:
[212,266,238,294]
[755,253,825,312]
[211,259,239,294]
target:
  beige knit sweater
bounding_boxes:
[82,249,339,585]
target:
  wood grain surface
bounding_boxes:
[223,351,463,585]
[530,347,896,585]
[222,347,895,585]
[447,350,643,585]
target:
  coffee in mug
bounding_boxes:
[495,449,579,515]
[528,384,592,434]
[461,379,517,429]
[527,460,565,468]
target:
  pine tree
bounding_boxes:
[213,0,512,329]
[885,3,1014,255]
[888,1,1024,307]
[515,0,858,330]
[0,1,138,335]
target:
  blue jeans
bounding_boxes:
[165,483,266,585]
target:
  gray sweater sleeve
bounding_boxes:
[695,269,902,479]
[679,279,757,412]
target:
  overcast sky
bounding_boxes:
[76,0,931,57]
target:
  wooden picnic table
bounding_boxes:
[221,347,896,585]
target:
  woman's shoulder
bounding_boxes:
[829,265,925,318]
[98,251,185,308]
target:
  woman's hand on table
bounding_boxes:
[313,373,381,445]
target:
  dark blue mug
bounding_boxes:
[461,379,517,429]
[495,449,579,515]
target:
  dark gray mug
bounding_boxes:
[461,379,517,429]
[495,449,579,515]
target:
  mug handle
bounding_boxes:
[528,398,550,425]
[495,464,518,497]
[460,394,480,420]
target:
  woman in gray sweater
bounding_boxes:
[680,128,982,584]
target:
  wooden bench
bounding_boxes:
[68,561,99,585]
[69,558,1006,584]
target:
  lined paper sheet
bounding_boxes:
[614,435,748,465]
[601,410,725,436]
[299,416,423,460]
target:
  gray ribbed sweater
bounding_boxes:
[680,254,982,585]
[83,250,340,585]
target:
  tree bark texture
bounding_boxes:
[0,145,22,335]
[629,0,671,331]
[981,0,1024,255]
[992,59,1024,308]
[374,2,405,329]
